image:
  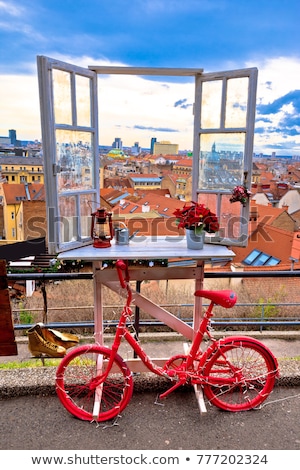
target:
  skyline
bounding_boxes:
[0,1,300,155]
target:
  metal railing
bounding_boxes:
[7,269,300,332]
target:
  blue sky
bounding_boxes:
[0,0,300,155]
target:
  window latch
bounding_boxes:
[53,164,61,176]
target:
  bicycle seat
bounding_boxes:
[194,289,237,308]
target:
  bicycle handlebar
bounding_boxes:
[115,259,130,288]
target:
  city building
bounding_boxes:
[172,157,193,176]
[112,137,123,149]
[0,183,46,241]
[150,137,157,154]
[131,142,141,155]
[0,129,20,146]
[0,156,44,184]
[127,173,162,191]
[153,141,179,155]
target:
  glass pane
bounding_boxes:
[197,192,217,211]
[201,80,222,129]
[198,193,245,242]
[221,193,245,240]
[80,194,93,239]
[225,77,248,128]
[76,74,91,127]
[58,195,78,243]
[199,133,245,190]
[196,192,218,240]
[266,257,280,266]
[56,129,94,193]
[253,253,269,266]
[52,69,72,125]
[244,249,260,264]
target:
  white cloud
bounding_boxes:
[0,0,24,16]
[0,74,41,140]
[1,54,300,154]
[252,56,300,103]
[97,73,194,148]
[0,55,195,147]
[251,57,300,154]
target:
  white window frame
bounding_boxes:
[38,59,257,252]
[37,56,99,254]
[192,68,258,246]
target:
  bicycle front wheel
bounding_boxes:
[202,338,278,412]
[56,344,133,422]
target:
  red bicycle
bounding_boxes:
[56,260,279,422]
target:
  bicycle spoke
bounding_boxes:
[56,345,133,422]
[202,338,277,411]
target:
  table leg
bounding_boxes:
[92,262,105,419]
[92,353,104,419]
[183,342,207,414]
[193,260,204,333]
[93,262,104,345]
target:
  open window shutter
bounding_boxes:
[37,56,99,254]
[192,68,258,246]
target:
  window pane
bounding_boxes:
[196,193,246,243]
[265,257,280,266]
[243,249,261,264]
[225,77,248,128]
[56,129,94,193]
[199,133,245,190]
[253,253,269,266]
[80,194,93,239]
[52,69,72,125]
[76,74,91,127]
[221,194,245,240]
[201,80,222,129]
[58,195,78,243]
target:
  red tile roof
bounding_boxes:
[233,224,300,269]
[250,201,290,226]
[1,183,45,203]
[133,194,184,218]
[173,159,193,167]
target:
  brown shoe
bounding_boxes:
[36,323,79,349]
[27,326,66,358]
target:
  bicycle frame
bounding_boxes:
[56,259,280,421]
[93,260,270,398]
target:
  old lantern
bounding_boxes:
[91,208,113,248]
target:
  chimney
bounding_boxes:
[24,183,30,201]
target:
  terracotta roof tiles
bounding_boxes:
[1,183,45,203]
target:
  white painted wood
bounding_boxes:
[37,55,99,255]
[104,279,194,340]
[88,66,203,76]
[183,342,207,414]
[92,353,104,419]
[193,384,207,414]
[57,236,235,261]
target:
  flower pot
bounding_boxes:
[186,229,204,250]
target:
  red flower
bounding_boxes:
[173,201,219,233]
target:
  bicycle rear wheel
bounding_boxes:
[56,344,133,422]
[202,338,278,412]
